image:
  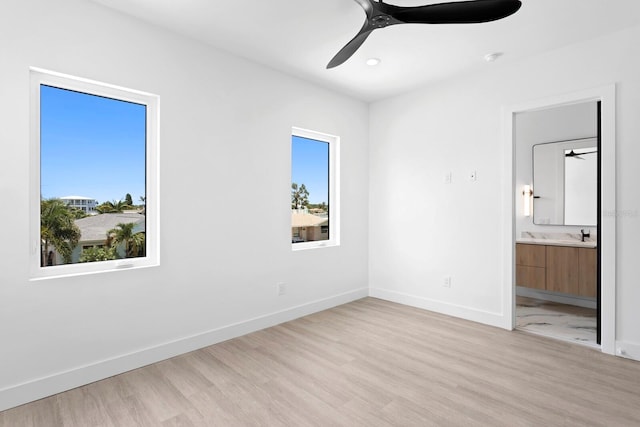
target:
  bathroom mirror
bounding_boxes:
[532,137,597,226]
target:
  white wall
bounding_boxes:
[0,0,369,410]
[369,24,640,351]
[515,102,597,233]
[3,0,640,413]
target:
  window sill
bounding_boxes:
[29,261,159,281]
[292,241,339,251]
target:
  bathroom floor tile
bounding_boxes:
[516,296,597,347]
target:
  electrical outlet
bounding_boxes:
[469,170,477,181]
[277,282,286,296]
[443,276,451,288]
[444,172,452,184]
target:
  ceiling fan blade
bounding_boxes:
[566,149,597,158]
[353,0,374,19]
[393,0,522,24]
[327,23,375,69]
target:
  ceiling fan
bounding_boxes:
[565,149,598,160]
[327,0,522,69]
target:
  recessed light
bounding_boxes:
[484,52,503,62]
[366,58,381,66]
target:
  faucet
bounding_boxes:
[581,228,590,242]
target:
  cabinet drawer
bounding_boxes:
[516,243,546,267]
[516,265,546,290]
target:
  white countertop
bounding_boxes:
[516,238,597,248]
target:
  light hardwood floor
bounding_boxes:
[2,297,640,426]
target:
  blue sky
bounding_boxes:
[40,85,146,204]
[291,136,329,205]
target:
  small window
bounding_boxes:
[30,68,159,279]
[291,127,339,250]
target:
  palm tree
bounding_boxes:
[41,198,81,266]
[96,200,129,213]
[138,196,146,215]
[291,183,309,209]
[129,232,145,257]
[107,223,145,258]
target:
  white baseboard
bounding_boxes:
[0,288,368,412]
[370,288,507,330]
[615,340,640,362]
[516,286,597,309]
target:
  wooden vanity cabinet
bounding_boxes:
[579,248,597,298]
[516,243,596,298]
[515,244,546,290]
[546,246,579,295]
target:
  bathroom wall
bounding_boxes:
[515,102,598,237]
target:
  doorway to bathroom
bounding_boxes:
[514,101,600,347]
[507,86,616,354]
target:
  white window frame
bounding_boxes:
[291,127,340,251]
[29,68,160,280]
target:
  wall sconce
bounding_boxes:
[523,185,533,216]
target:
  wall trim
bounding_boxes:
[370,288,506,329]
[615,341,640,362]
[0,287,368,412]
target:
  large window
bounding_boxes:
[30,68,159,279]
[291,127,339,250]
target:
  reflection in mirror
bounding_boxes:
[532,137,597,226]
[564,147,597,225]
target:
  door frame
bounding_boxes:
[502,85,616,355]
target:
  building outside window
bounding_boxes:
[60,196,98,214]
[291,127,339,250]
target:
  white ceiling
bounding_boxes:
[91,0,640,102]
